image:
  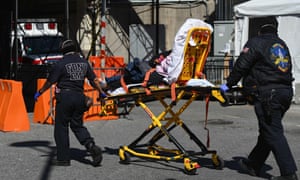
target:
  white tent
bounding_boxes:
[233,0,300,102]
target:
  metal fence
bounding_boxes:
[203,57,233,85]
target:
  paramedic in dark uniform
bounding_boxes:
[220,17,298,180]
[34,39,107,166]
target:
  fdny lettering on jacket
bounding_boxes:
[65,63,88,80]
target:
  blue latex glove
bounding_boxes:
[97,92,107,101]
[100,92,107,98]
[220,84,229,93]
[34,91,41,101]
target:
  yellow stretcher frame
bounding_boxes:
[105,86,225,174]
[102,26,230,174]
[177,26,212,83]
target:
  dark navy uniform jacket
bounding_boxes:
[226,33,294,93]
[47,53,96,92]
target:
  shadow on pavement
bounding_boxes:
[225,156,273,179]
[10,141,97,180]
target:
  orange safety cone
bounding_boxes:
[33,79,55,124]
[0,79,30,132]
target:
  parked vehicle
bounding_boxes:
[11,18,64,65]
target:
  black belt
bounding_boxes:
[60,88,83,93]
[258,84,291,91]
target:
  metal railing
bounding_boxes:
[203,57,233,85]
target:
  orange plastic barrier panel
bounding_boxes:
[105,56,125,78]
[33,79,119,124]
[89,56,102,78]
[83,82,119,121]
[0,81,6,114]
[33,79,55,124]
[89,56,125,79]
[0,79,30,132]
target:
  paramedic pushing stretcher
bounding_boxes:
[34,40,107,166]
[221,17,298,180]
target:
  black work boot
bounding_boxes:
[239,159,259,176]
[86,142,103,166]
[270,174,298,180]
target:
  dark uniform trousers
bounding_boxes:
[54,91,94,161]
[249,87,297,175]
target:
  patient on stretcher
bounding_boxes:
[103,18,214,95]
[103,50,170,93]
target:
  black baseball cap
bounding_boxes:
[61,39,76,54]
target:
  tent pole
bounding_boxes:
[155,0,159,55]
[100,0,107,81]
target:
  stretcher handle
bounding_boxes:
[220,86,248,107]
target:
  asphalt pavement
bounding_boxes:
[0,100,299,180]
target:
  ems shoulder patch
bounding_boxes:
[270,43,290,72]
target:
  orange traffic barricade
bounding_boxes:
[33,79,55,124]
[33,79,119,124]
[0,79,30,132]
[89,56,125,79]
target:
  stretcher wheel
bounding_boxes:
[119,148,131,164]
[212,154,224,170]
[183,158,199,175]
[184,166,197,175]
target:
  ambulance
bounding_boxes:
[11,18,64,65]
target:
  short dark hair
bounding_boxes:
[61,40,76,54]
